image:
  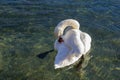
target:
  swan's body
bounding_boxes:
[54,19,91,69]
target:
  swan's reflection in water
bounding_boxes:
[75,52,92,70]
[75,52,92,79]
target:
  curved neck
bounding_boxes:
[55,19,80,37]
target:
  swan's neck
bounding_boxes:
[54,19,80,37]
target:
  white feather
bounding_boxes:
[54,19,91,69]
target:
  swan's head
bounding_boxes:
[54,27,63,37]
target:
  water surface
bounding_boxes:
[0,0,120,80]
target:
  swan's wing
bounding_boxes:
[54,42,70,69]
[80,32,92,54]
[54,29,85,69]
[54,40,80,69]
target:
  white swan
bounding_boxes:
[54,19,91,69]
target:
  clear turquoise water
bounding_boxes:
[0,0,120,80]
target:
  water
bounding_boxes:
[0,0,120,80]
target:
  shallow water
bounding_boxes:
[0,0,120,80]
